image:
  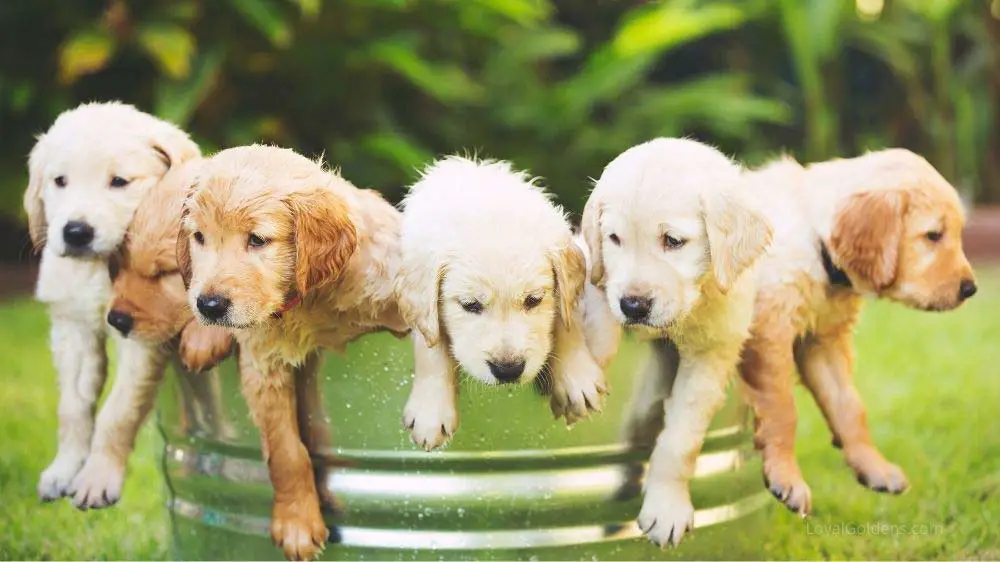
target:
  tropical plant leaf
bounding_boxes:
[362,131,434,177]
[137,23,196,79]
[155,47,225,126]
[58,28,116,84]
[229,0,292,48]
[369,36,484,103]
[612,1,749,58]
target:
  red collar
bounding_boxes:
[272,294,302,319]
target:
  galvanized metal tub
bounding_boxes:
[156,334,768,560]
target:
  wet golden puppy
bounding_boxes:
[67,158,233,510]
[178,145,407,561]
[395,156,605,451]
[24,101,200,500]
[582,138,772,547]
[740,149,976,516]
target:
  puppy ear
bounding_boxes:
[829,190,907,291]
[581,194,605,286]
[551,239,587,329]
[286,188,358,296]
[148,122,200,170]
[395,258,444,348]
[702,189,773,292]
[176,209,193,290]
[24,139,48,250]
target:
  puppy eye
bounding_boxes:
[109,176,130,188]
[153,269,179,280]
[460,300,484,314]
[926,230,944,242]
[54,175,67,188]
[608,233,621,246]
[248,233,269,248]
[663,234,686,249]
[193,231,205,245]
[524,294,543,310]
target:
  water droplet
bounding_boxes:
[456,507,466,518]
[346,403,352,409]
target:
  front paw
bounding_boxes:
[179,324,233,372]
[763,454,812,516]
[549,358,607,425]
[402,386,458,451]
[846,446,909,494]
[68,453,125,510]
[637,483,695,548]
[38,453,86,501]
[271,501,329,561]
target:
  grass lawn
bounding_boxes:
[1,267,998,560]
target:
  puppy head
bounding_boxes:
[24,101,199,257]
[397,156,586,385]
[179,145,357,329]
[827,149,976,311]
[584,138,771,329]
[106,160,201,343]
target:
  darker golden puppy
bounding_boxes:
[178,145,407,561]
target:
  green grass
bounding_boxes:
[1,269,998,560]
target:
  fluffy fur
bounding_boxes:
[581,138,773,547]
[740,149,976,515]
[178,145,407,561]
[65,158,233,509]
[24,101,200,501]
[395,156,607,451]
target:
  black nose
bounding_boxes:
[62,221,94,248]
[107,309,133,336]
[619,295,652,322]
[487,359,526,384]
[196,294,231,321]
[958,279,978,302]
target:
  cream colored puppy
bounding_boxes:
[582,138,772,547]
[23,101,199,500]
[396,156,606,451]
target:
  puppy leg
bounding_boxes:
[39,314,108,501]
[403,331,458,451]
[179,320,233,372]
[549,313,608,425]
[70,336,168,509]
[240,352,328,561]
[741,329,811,515]
[294,353,342,515]
[799,331,908,494]
[638,350,733,547]
[581,284,622,368]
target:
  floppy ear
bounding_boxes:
[550,239,587,329]
[702,189,773,292]
[580,193,605,286]
[829,190,907,291]
[286,188,358,296]
[395,256,445,348]
[176,210,193,290]
[148,122,200,170]
[24,138,48,250]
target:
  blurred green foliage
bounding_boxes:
[1,0,998,221]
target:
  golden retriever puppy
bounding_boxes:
[395,156,606,450]
[66,158,233,509]
[23,101,200,500]
[178,145,408,561]
[739,149,976,515]
[581,138,773,547]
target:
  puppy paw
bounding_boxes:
[271,502,329,561]
[847,446,909,494]
[67,453,125,510]
[549,358,607,425]
[179,323,233,372]
[637,483,695,548]
[763,455,812,516]
[402,384,458,451]
[37,453,86,501]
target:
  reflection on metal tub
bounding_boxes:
[157,333,768,560]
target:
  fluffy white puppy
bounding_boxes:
[581,138,772,547]
[23,101,199,501]
[396,156,607,450]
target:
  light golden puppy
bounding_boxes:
[582,138,772,547]
[65,158,233,509]
[23,101,199,500]
[396,156,606,451]
[740,149,976,516]
[178,145,408,561]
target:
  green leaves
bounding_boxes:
[369,36,484,104]
[154,48,225,126]
[612,1,750,58]
[137,24,196,79]
[58,29,116,84]
[229,0,293,48]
